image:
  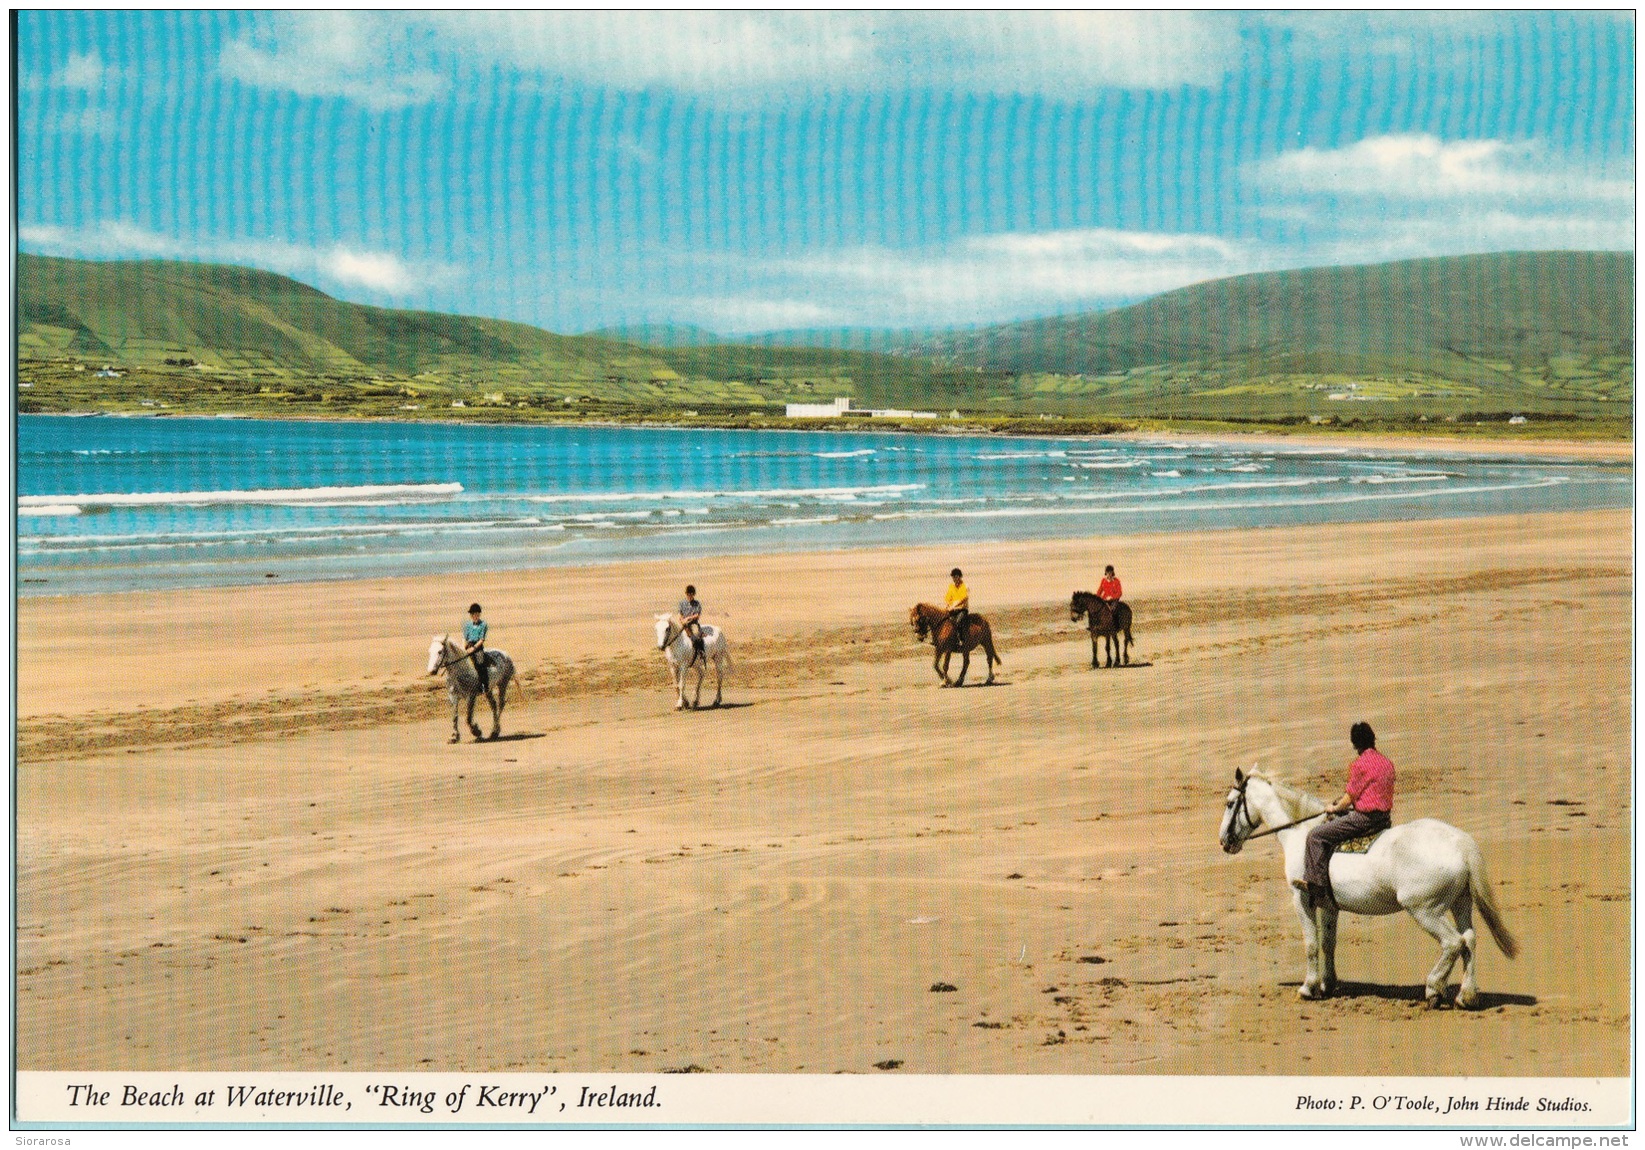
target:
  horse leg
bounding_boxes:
[1090,633,1099,669]
[486,685,502,740]
[1316,904,1340,996]
[982,638,998,685]
[954,648,970,687]
[449,696,461,743]
[1123,626,1133,666]
[1451,893,1482,1008]
[712,654,723,707]
[1292,886,1328,999]
[691,662,704,710]
[466,694,482,740]
[1408,902,1468,1008]
[674,663,687,710]
[935,648,951,686]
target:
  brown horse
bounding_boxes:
[909,603,1002,687]
[1070,590,1133,668]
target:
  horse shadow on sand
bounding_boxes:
[679,700,756,712]
[1277,980,1538,1009]
[460,731,548,744]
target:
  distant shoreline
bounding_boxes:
[21,408,1634,461]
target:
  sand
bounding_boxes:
[15,508,1632,1078]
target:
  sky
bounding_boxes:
[14,10,1636,335]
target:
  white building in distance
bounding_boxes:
[784,397,936,419]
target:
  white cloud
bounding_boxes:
[664,200,1637,332]
[1252,134,1632,206]
[219,12,446,111]
[18,221,452,296]
[681,296,846,333]
[218,11,1244,109]
[56,52,109,91]
[1312,212,1636,267]
[671,227,1264,330]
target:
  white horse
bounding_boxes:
[654,614,732,710]
[1219,767,1518,1008]
[427,635,515,742]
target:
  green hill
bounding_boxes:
[16,250,1634,429]
[18,253,665,381]
[16,253,1007,418]
[909,251,1633,420]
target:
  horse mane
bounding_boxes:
[1245,770,1326,818]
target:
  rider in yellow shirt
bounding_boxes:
[944,567,970,637]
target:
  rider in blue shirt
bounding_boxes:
[463,602,490,690]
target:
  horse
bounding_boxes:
[908,603,1002,687]
[1069,591,1133,668]
[654,614,733,710]
[1218,767,1518,1008]
[427,635,515,743]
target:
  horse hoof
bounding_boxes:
[1456,991,1480,1010]
[449,736,460,744]
[1298,985,1324,1001]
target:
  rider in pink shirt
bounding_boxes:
[1304,722,1394,909]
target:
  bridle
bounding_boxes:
[432,642,479,674]
[1229,773,1327,843]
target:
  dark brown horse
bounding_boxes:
[909,603,1002,687]
[1070,591,1133,668]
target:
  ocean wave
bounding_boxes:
[17,482,464,509]
[1348,472,1455,484]
[865,476,1570,523]
[528,483,923,502]
[813,449,877,458]
[974,451,1067,460]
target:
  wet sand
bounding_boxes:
[15,509,1631,1077]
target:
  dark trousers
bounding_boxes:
[472,648,489,689]
[1304,809,1391,893]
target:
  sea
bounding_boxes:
[16,415,1634,596]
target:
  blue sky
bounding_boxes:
[16,11,1635,334]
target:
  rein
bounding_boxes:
[1233,777,1328,840]
[434,646,480,673]
[1247,811,1327,840]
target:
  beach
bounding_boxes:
[15,507,1632,1080]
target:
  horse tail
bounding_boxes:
[1466,839,1519,959]
[982,622,1002,666]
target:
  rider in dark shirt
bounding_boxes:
[678,585,705,661]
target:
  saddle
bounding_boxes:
[1335,828,1387,855]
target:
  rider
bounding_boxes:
[678,584,706,662]
[463,602,490,691]
[1303,721,1395,910]
[1097,564,1123,606]
[944,567,970,639]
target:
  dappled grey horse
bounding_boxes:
[428,635,515,741]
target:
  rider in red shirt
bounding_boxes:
[1097,565,1122,603]
[1304,722,1394,909]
